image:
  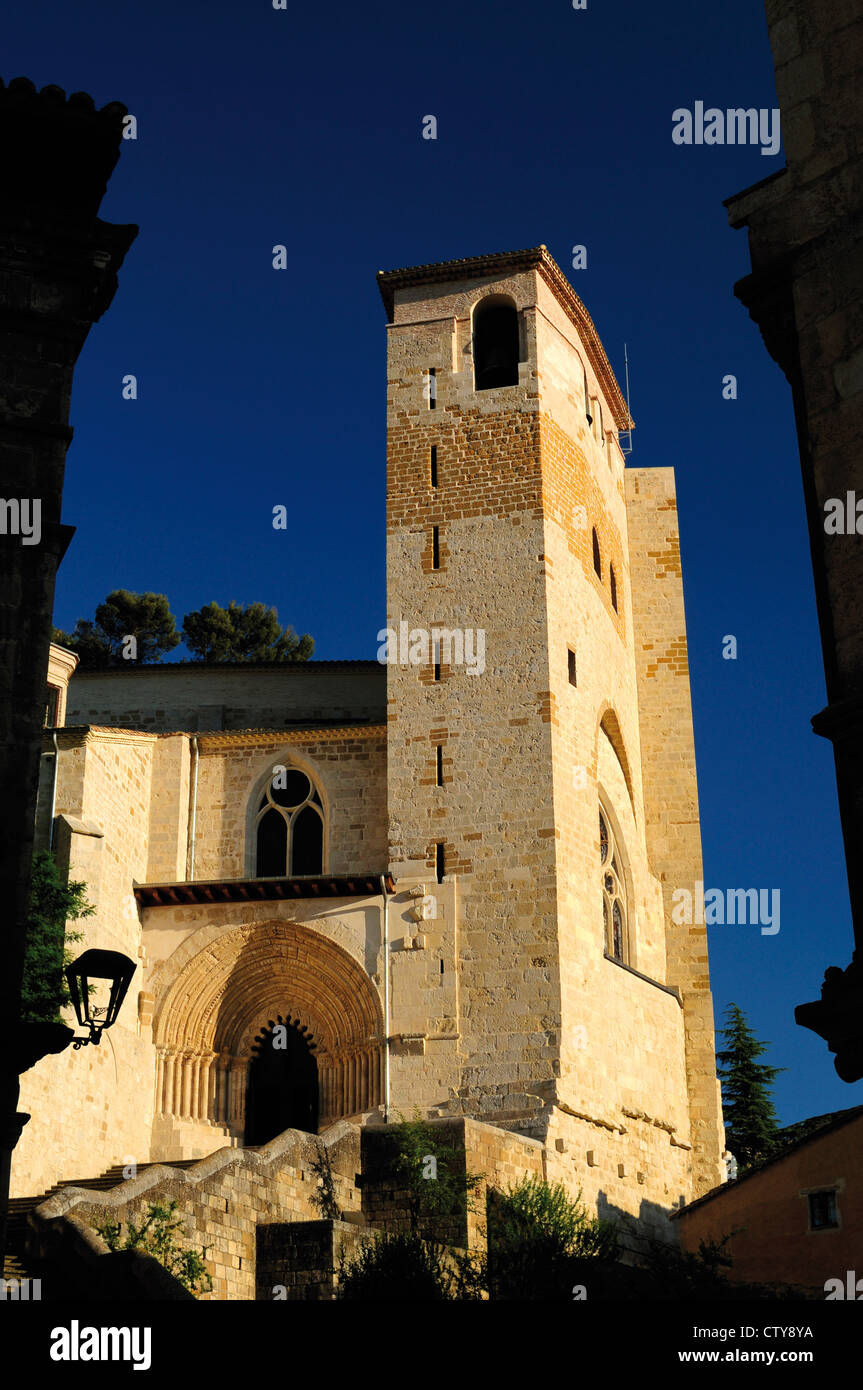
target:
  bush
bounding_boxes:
[95,1201,212,1298]
[472,1174,618,1301]
[309,1142,341,1221]
[636,1235,815,1301]
[386,1113,483,1240]
[337,1230,457,1301]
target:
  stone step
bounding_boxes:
[6,1143,268,1288]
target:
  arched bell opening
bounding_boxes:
[472,294,520,390]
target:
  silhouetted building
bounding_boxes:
[725,1,863,1080]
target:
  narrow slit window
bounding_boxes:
[432,526,440,569]
[433,638,441,682]
[592,528,602,579]
[584,367,592,424]
[435,842,445,883]
[568,648,577,687]
[430,445,438,487]
[436,744,444,786]
[610,564,618,612]
[427,368,436,410]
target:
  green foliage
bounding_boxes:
[182,600,314,663]
[309,1142,341,1221]
[95,1201,213,1297]
[337,1230,457,1301]
[52,620,113,669]
[55,590,181,668]
[467,1173,618,1301]
[635,1235,814,1301]
[54,590,314,667]
[717,1003,785,1172]
[21,851,93,1024]
[386,1113,483,1239]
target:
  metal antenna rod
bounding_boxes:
[620,343,634,457]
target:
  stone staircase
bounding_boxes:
[3,1156,206,1289]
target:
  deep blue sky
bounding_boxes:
[7,0,856,1127]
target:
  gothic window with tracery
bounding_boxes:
[255,767,324,877]
[600,807,627,962]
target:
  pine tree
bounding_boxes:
[716,1003,785,1172]
[182,600,313,663]
[54,590,181,668]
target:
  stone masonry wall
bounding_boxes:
[66,662,386,732]
[385,266,563,1128]
[625,467,725,1196]
[15,728,159,1197]
[31,1123,363,1302]
[188,727,387,881]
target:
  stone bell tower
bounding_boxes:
[377,246,724,1221]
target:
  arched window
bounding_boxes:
[255,767,324,877]
[472,295,519,390]
[592,527,602,579]
[610,563,618,612]
[599,807,627,962]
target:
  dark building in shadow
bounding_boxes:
[725,1,863,1080]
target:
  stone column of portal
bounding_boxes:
[222,1054,234,1125]
[343,1045,352,1112]
[334,1052,345,1120]
[358,1049,367,1112]
[350,1051,359,1114]
[366,1047,375,1108]
[153,1048,166,1115]
[230,1059,249,1131]
[225,1061,238,1127]
[188,1055,202,1120]
[180,1052,195,1118]
[162,1050,176,1116]
[318,1059,330,1126]
[326,1058,336,1122]
[197,1055,213,1122]
[172,1051,186,1118]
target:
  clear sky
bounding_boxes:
[6,0,856,1126]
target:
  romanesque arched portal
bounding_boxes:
[152,920,382,1138]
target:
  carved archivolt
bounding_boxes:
[151,919,382,1131]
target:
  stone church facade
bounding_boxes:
[18,246,725,1241]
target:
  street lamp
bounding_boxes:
[64,948,137,1048]
[2,946,136,1275]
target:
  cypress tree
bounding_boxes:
[717,1003,785,1172]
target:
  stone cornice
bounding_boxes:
[47,642,79,680]
[192,724,387,750]
[43,725,160,750]
[135,874,393,908]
